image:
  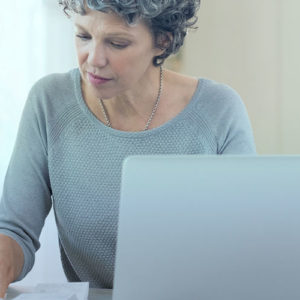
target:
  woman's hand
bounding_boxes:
[0,234,24,298]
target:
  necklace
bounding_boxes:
[99,65,163,131]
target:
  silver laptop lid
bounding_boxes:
[113,155,300,300]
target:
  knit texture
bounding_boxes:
[0,68,256,288]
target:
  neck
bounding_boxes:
[102,66,163,128]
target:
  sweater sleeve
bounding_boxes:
[217,87,256,154]
[0,84,52,281]
[198,80,256,154]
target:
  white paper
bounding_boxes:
[35,282,89,300]
[11,282,89,300]
[13,293,78,300]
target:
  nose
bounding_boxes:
[87,41,108,68]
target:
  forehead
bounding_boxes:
[73,9,150,37]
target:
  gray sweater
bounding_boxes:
[0,68,256,288]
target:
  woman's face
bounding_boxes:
[73,9,162,100]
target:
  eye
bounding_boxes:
[76,34,91,41]
[110,42,129,49]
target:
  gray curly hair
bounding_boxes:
[58,0,201,66]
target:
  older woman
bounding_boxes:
[0,0,256,296]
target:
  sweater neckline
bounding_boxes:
[73,68,203,138]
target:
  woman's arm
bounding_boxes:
[0,234,24,298]
[0,79,53,286]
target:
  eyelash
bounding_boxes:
[76,35,129,49]
[76,34,90,41]
[110,42,128,49]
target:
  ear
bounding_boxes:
[155,31,173,55]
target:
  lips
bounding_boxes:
[88,72,111,80]
[87,72,112,85]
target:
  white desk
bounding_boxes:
[6,285,112,300]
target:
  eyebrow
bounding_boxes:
[74,23,135,38]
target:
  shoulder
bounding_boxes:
[192,78,249,125]
[25,68,80,116]
[197,78,244,113]
[29,68,77,99]
[165,71,243,114]
[21,69,82,142]
[191,78,256,154]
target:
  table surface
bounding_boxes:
[6,285,113,300]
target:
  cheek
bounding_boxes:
[111,48,154,74]
[75,46,86,66]
[110,55,137,75]
[75,42,90,66]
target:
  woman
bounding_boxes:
[0,0,256,296]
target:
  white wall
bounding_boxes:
[183,0,300,154]
[281,0,300,154]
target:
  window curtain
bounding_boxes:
[0,0,76,194]
[0,0,76,284]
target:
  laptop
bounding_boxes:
[113,155,300,300]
